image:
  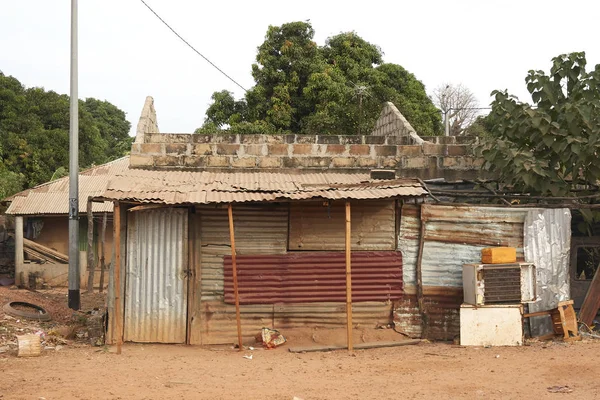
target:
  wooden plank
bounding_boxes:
[345,201,353,353]
[113,202,123,355]
[99,212,107,293]
[415,205,427,339]
[228,204,243,351]
[579,263,600,326]
[288,339,421,353]
[86,198,95,292]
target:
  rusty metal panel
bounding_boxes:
[6,157,128,215]
[199,300,393,345]
[394,286,463,341]
[289,200,396,250]
[102,169,426,205]
[124,208,188,343]
[198,205,288,301]
[399,204,529,288]
[223,251,402,304]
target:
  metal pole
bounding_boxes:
[68,0,80,310]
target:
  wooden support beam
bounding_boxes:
[579,262,600,326]
[345,201,353,354]
[99,212,107,293]
[14,216,24,286]
[289,339,421,353]
[86,197,95,292]
[416,205,428,339]
[228,203,243,351]
[113,202,123,355]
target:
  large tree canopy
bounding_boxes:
[477,52,600,198]
[0,72,132,197]
[197,22,441,136]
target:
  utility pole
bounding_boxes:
[444,109,450,137]
[68,0,80,310]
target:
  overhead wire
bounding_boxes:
[139,0,248,92]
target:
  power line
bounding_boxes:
[139,0,248,92]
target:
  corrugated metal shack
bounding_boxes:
[102,170,426,345]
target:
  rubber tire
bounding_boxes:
[3,301,51,321]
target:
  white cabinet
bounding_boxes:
[460,304,523,346]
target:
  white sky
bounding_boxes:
[1,0,598,135]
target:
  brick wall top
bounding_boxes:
[129,132,486,180]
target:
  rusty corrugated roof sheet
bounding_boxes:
[5,157,129,215]
[102,169,425,204]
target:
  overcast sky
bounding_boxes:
[1,0,598,135]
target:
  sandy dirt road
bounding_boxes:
[1,339,599,400]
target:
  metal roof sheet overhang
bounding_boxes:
[97,170,427,205]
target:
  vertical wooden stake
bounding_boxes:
[416,205,428,339]
[113,202,122,355]
[345,201,353,353]
[228,203,243,351]
[86,197,95,292]
[98,212,107,293]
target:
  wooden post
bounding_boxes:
[14,216,24,286]
[113,202,123,355]
[416,204,428,339]
[345,201,353,353]
[86,197,95,292]
[227,203,243,351]
[98,212,107,293]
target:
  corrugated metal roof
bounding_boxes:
[103,169,425,204]
[5,157,129,215]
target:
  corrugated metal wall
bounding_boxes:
[223,252,402,303]
[289,200,396,250]
[124,208,188,343]
[396,204,530,340]
[197,204,289,301]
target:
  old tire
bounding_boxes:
[3,301,51,321]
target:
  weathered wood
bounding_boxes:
[13,236,69,263]
[17,334,41,357]
[113,202,123,355]
[288,339,421,353]
[416,205,428,339]
[86,198,95,292]
[14,217,24,285]
[523,311,552,318]
[98,212,107,293]
[579,263,600,327]
[345,201,353,353]
[228,203,243,351]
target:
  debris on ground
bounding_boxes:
[256,328,286,349]
[547,385,573,393]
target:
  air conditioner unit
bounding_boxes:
[462,263,536,306]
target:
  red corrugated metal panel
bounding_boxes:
[223,251,402,304]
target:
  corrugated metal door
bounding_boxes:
[124,208,188,343]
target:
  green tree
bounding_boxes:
[0,71,132,196]
[477,52,600,197]
[197,22,441,136]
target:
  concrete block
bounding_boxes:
[357,157,378,168]
[240,134,264,144]
[154,155,183,167]
[382,157,401,168]
[339,135,363,145]
[129,154,154,167]
[211,134,238,143]
[281,157,300,168]
[317,135,341,144]
[131,143,142,153]
[266,144,289,156]
[385,136,409,145]
[139,143,162,154]
[205,156,230,167]
[192,144,213,156]
[349,145,371,156]
[231,157,257,168]
[326,144,347,155]
[165,143,188,155]
[296,135,317,144]
[332,157,357,168]
[374,145,398,157]
[191,134,213,143]
[183,156,205,168]
[446,145,469,156]
[365,136,386,144]
[441,157,460,168]
[298,157,332,168]
[244,144,266,156]
[258,157,282,168]
[397,145,423,157]
[404,157,428,169]
[292,144,314,155]
[264,135,284,144]
[216,144,240,155]
[153,134,190,144]
[284,134,296,144]
[423,142,445,155]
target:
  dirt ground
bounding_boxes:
[0,339,599,399]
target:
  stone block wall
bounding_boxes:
[130,133,486,180]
